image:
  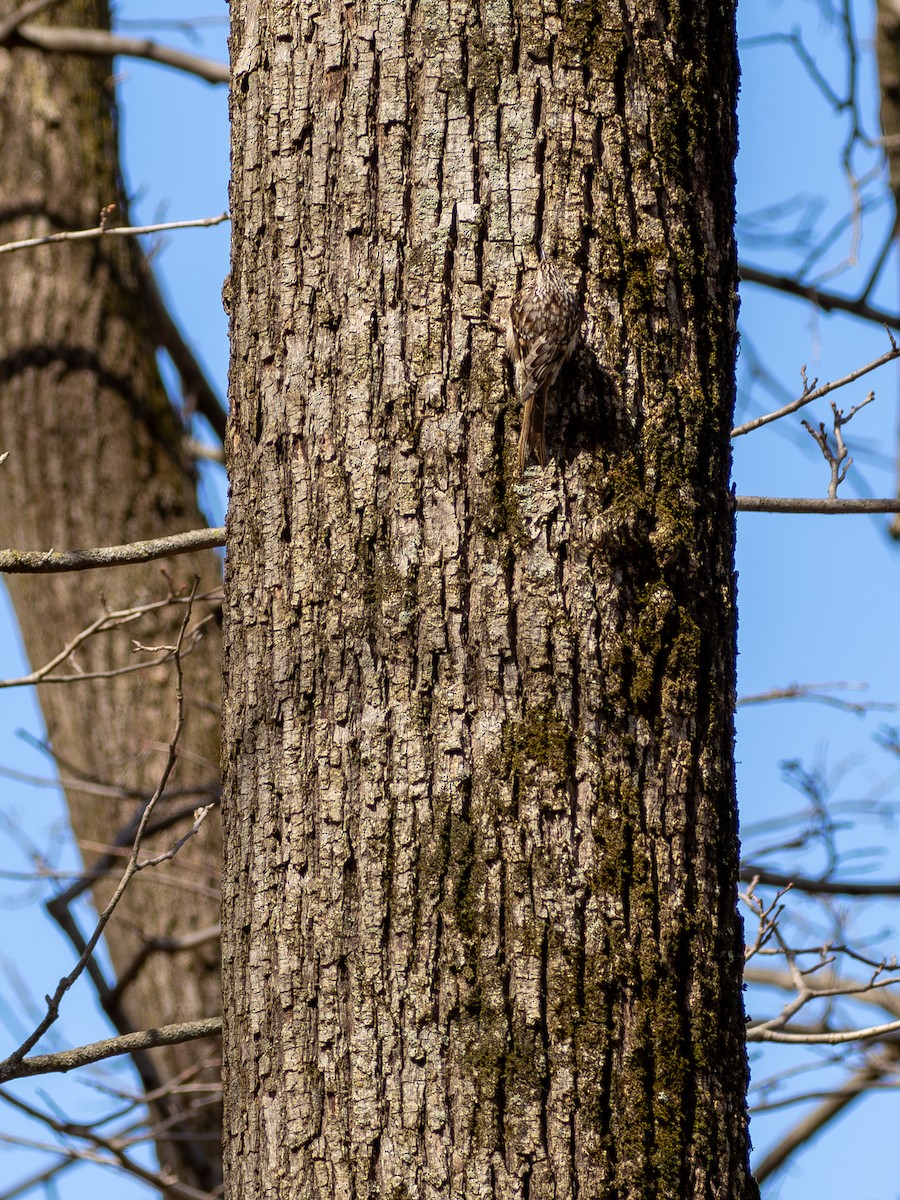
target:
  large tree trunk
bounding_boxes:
[0,2,223,1190]
[222,1,755,1197]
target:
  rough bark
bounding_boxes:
[0,2,223,1190]
[223,1,754,1198]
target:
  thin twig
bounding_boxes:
[0,611,217,688]
[0,526,225,573]
[0,583,199,1070]
[0,213,228,256]
[135,804,215,870]
[0,1128,212,1200]
[801,395,874,497]
[0,1154,77,1200]
[737,681,896,714]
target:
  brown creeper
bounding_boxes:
[506,256,583,471]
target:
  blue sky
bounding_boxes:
[735,2,900,1194]
[2,1,900,1196]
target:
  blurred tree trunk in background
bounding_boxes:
[222,0,756,1197]
[0,1,223,1190]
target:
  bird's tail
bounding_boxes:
[517,384,547,471]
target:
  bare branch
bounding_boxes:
[740,263,900,330]
[0,1127,214,1200]
[739,866,900,897]
[136,803,215,871]
[0,0,60,42]
[753,1051,898,1183]
[7,23,229,85]
[748,1018,900,1044]
[0,585,199,1068]
[731,341,899,437]
[0,526,225,574]
[0,1154,76,1200]
[801,395,874,496]
[737,680,897,714]
[743,920,900,1043]
[0,1018,222,1083]
[735,496,900,514]
[745,966,900,1016]
[741,879,791,963]
[0,596,219,689]
[742,919,900,1045]
[0,761,218,805]
[741,29,844,107]
[0,212,229,256]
